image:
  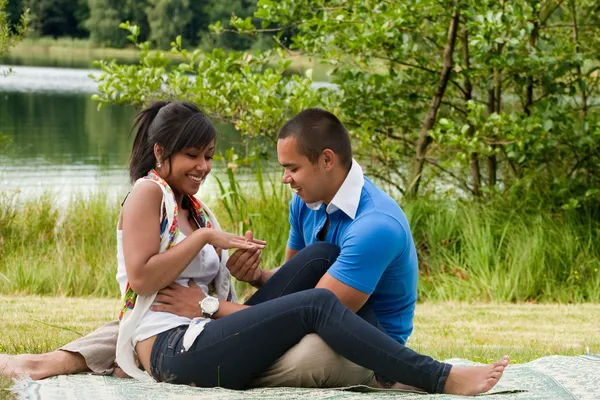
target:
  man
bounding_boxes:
[1,108,418,388]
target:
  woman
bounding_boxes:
[116,101,509,395]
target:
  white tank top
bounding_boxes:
[115,229,220,345]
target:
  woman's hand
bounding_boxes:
[197,229,266,251]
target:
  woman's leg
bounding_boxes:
[244,242,339,306]
[244,242,385,332]
[152,289,507,395]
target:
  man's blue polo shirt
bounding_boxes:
[287,160,418,344]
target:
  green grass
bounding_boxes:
[1,297,599,398]
[1,178,599,302]
[404,198,600,303]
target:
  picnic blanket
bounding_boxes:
[10,355,600,400]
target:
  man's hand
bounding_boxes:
[150,280,205,319]
[226,230,264,285]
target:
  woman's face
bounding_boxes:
[160,141,215,197]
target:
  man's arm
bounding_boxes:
[316,213,406,312]
[284,247,299,263]
[316,273,369,312]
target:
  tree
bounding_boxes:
[1,0,28,151]
[198,0,257,50]
[85,0,126,47]
[146,0,192,49]
[23,0,86,37]
[92,0,600,209]
[1,0,28,61]
[122,0,149,42]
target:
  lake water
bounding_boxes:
[0,65,256,203]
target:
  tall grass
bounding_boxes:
[405,198,600,302]
[211,158,291,298]
[0,191,120,297]
[1,180,598,302]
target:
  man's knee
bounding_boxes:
[251,334,376,388]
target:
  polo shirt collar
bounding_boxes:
[305,159,364,219]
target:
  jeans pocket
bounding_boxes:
[166,326,185,355]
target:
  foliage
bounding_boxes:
[0,188,598,302]
[211,149,292,297]
[92,22,327,143]
[0,0,28,58]
[85,0,127,47]
[3,0,266,50]
[238,0,600,205]
[405,195,600,302]
[22,0,87,38]
[145,0,192,49]
[0,0,27,150]
[86,0,600,211]
[198,0,261,51]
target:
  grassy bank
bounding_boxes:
[0,183,598,302]
[1,297,599,399]
[0,37,331,81]
[4,297,595,362]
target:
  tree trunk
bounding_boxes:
[570,0,587,117]
[461,25,481,196]
[525,21,538,116]
[486,89,497,186]
[407,9,460,198]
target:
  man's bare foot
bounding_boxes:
[0,351,88,380]
[443,355,510,396]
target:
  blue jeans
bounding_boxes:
[150,243,451,393]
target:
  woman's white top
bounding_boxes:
[115,176,237,381]
[115,229,220,346]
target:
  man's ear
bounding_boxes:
[322,149,337,171]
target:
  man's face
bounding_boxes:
[277,137,328,204]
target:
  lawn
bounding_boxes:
[2,297,599,399]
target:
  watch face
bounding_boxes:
[202,297,219,314]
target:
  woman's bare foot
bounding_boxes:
[0,351,88,380]
[0,354,47,380]
[443,355,510,396]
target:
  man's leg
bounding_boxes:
[251,305,384,388]
[0,320,121,380]
[250,334,376,388]
[245,243,379,388]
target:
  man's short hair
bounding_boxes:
[278,108,353,169]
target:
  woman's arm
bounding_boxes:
[122,181,265,296]
[122,181,212,295]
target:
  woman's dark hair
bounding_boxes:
[129,101,217,183]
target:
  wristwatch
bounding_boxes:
[199,296,220,318]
